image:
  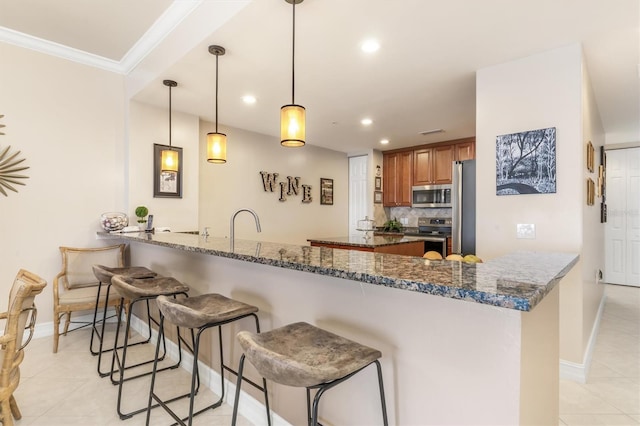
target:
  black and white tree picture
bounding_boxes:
[496,127,556,195]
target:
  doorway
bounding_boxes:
[604,147,640,286]
[348,155,368,236]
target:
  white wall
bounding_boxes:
[0,42,126,323]
[198,120,349,245]
[128,100,200,232]
[476,43,604,367]
[580,62,606,358]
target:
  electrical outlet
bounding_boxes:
[516,224,536,239]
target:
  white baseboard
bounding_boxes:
[33,312,290,425]
[559,292,607,383]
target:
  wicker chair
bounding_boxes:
[0,269,47,426]
[52,244,125,353]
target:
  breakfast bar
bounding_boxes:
[101,231,578,425]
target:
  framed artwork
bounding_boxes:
[496,127,556,195]
[374,191,383,204]
[153,143,182,198]
[587,178,595,206]
[375,176,382,190]
[320,178,333,205]
[586,141,595,173]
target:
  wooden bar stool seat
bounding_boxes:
[145,294,269,426]
[91,265,157,377]
[232,322,388,426]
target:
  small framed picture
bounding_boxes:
[375,176,382,190]
[586,141,595,173]
[320,178,333,205]
[374,191,383,204]
[153,143,183,198]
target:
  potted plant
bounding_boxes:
[135,206,149,226]
[383,217,403,232]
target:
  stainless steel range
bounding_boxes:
[404,217,452,256]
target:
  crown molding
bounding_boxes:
[0,0,202,75]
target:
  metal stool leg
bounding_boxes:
[374,360,389,426]
[146,313,200,425]
[114,295,190,419]
[231,354,245,426]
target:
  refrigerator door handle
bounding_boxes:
[451,161,462,254]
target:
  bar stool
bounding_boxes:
[110,275,191,420]
[91,265,157,377]
[146,293,269,426]
[231,322,388,426]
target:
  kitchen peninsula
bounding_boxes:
[101,230,577,425]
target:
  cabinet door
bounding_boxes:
[413,149,433,186]
[398,151,413,206]
[432,145,454,184]
[455,141,475,161]
[383,153,398,206]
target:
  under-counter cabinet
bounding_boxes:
[383,151,413,206]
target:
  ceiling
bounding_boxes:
[1,0,638,153]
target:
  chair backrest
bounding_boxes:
[1,269,47,386]
[59,245,125,290]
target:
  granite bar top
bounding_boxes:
[99,231,578,312]
[307,235,426,248]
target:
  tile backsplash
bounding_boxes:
[383,207,452,227]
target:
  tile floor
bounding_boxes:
[13,323,252,425]
[9,283,639,425]
[559,284,640,426]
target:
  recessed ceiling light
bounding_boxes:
[361,39,380,53]
[361,118,373,126]
[380,139,389,145]
[242,95,256,104]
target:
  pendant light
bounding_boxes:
[281,0,305,147]
[160,79,179,172]
[207,45,227,164]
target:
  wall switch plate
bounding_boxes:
[516,223,536,239]
[400,218,408,225]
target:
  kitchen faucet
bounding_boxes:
[230,208,261,251]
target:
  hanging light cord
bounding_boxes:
[168,84,172,148]
[291,0,296,104]
[215,53,219,133]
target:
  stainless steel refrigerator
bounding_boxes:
[452,160,476,255]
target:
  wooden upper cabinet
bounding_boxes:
[397,151,413,206]
[413,145,454,185]
[384,138,474,203]
[432,145,454,184]
[413,149,433,186]
[455,141,475,161]
[383,151,413,207]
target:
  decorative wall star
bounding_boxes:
[0,115,30,197]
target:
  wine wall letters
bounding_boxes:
[260,171,312,203]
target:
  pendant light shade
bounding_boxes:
[206,132,227,163]
[207,45,227,164]
[281,0,305,147]
[161,149,179,172]
[281,104,306,147]
[161,79,179,172]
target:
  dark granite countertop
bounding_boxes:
[98,231,578,312]
[307,235,425,248]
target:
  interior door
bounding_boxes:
[605,147,640,286]
[349,155,368,236]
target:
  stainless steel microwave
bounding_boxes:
[411,184,452,208]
